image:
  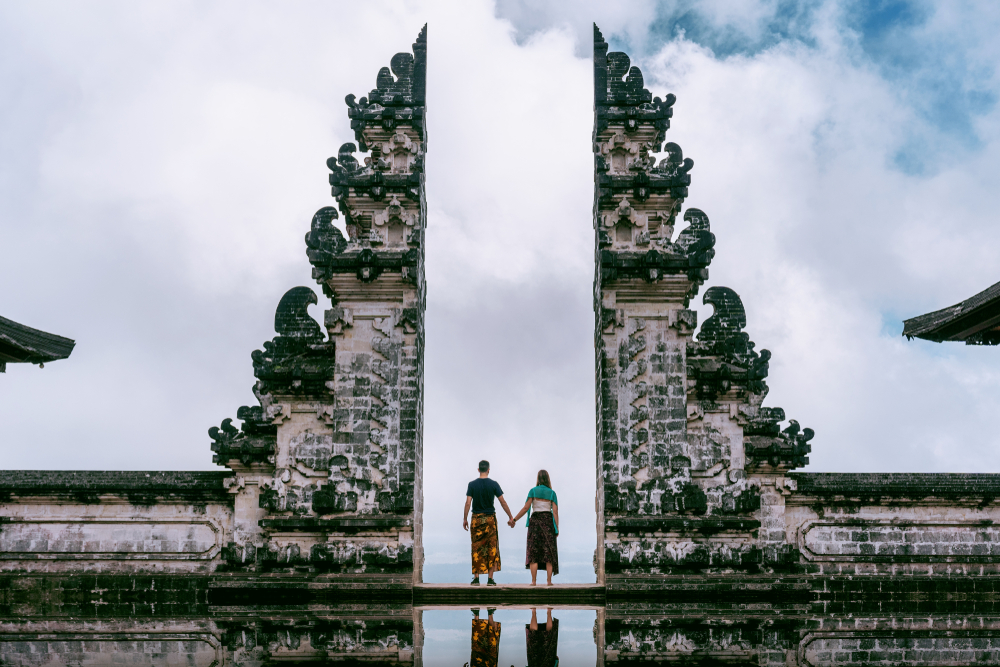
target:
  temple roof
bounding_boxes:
[0,315,76,371]
[902,280,1000,345]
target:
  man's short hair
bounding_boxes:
[478,460,490,473]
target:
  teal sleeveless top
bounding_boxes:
[525,485,558,535]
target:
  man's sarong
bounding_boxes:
[471,513,501,575]
[470,617,501,667]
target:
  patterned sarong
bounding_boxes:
[526,618,559,667]
[470,617,501,667]
[525,511,559,575]
[471,513,501,575]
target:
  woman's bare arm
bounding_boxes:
[510,499,531,526]
[553,502,559,531]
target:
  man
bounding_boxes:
[463,460,514,586]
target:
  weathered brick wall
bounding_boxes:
[799,613,1000,666]
[600,605,1000,666]
[0,637,221,666]
[0,472,233,574]
[0,612,419,665]
[801,635,1000,665]
[785,474,1000,576]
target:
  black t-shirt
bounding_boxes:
[467,477,504,515]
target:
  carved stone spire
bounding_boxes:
[593,25,715,583]
[210,27,427,585]
[593,25,812,588]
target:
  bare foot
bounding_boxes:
[530,582,537,586]
[547,581,553,586]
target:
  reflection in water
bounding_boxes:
[4,593,1000,665]
[525,609,558,667]
[469,608,501,667]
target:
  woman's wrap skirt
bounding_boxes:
[525,618,559,667]
[471,513,501,575]
[525,511,559,575]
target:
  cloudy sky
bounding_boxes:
[2,0,999,582]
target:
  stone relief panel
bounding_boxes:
[800,634,1000,666]
[0,638,222,667]
[801,521,1000,562]
[602,315,693,517]
[0,520,221,560]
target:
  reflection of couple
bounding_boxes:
[463,461,559,586]
[464,607,559,667]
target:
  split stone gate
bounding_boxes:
[4,25,1000,593]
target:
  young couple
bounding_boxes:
[462,460,559,586]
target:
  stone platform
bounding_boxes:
[413,583,605,607]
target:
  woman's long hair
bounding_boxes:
[537,469,551,489]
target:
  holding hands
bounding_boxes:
[507,517,516,528]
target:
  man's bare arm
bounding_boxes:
[463,496,472,531]
[498,495,514,522]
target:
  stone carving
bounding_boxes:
[598,132,644,174]
[672,208,715,266]
[304,206,347,260]
[744,408,813,471]
[594,25,675,135]
[687,286,812,472]
[379,132,421,174]
[371,195,417,247]
[250,286,334,396]
[688,286,766,399]
[208,407,276,467]
[654,141,694,179]
[345,24,427,151]
[593,27,692,212]
[325,305,354,334]
[313,73,425,291]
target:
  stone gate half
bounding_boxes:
[592,23,1000,591]
[210,25,429,585]
[0,27,428,590]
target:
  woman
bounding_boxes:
[509,469,559,586]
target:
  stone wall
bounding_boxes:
[0,608,420,666]
[0,472,232,574]
[599,603,1000,666]
[786,473,1000,576]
